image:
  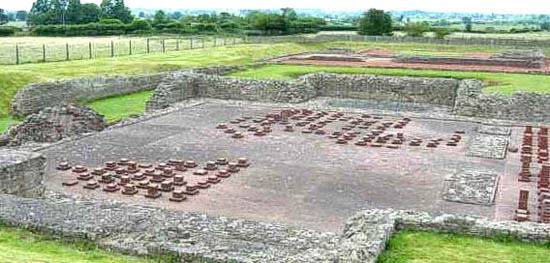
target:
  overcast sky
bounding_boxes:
[2,0,550,14]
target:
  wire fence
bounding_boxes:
[0,36,245,65]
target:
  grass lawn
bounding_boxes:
[0,116,21,134]
[0,40,542,133]
[85,90,153,124]
[378,230,550,263]
[230,64,550,95]
[0,224,169,263]
[0,40,510,117]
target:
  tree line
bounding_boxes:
[2,0,326,36]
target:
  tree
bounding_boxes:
[541,21,550,31]
[65,0,82,24]
[52,0,69,25]
[100,0,132,23]
[462,17,472,32]
[281,7,297,33]
[0,9,8,25]
[138,11,145,18]
[153,10,169,26]
[434,27,452,39]
[15,10,28,21]
[403,22,430,37]
[171,11,182,20]
[358,9,393,36]
[79,3,101,24]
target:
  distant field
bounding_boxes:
[230,64,550,95]
[378,230,550,263]
[0,35,243,65]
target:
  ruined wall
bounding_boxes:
[339,209,550,263]
[7,103,106,146]
[146,72,459,111]
[0,150,45,198]
[11,73,171,116]
[307,73,459,106]
[146,72,318,111]
[453,79,550,122]
[10,66,246,116]
[396,56,543,69]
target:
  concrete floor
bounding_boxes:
[41,101,522,232]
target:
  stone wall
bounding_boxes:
[10,66,247,116]
[339,209,550,263]
[396,56,543,69]
[453,79,550,122]
[0,150,45,198]
[0,194,341,263]
[11,73,171,116]
[146,72,459,112]
[1,193,549,263]
[308,73,459,106]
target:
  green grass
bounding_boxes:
[0,116,20,134]
[229,64,550,95]
[85,90,153,124]
[0,224,167,263]
[0,41,504,118]
[378,230,550,263]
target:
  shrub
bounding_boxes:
[0,26,16,36]
[320,25,357,31]
[404,22,430,37]
[433,27,452,39]
[99,18,124,25]
[130,19,152,31]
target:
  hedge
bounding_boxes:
[0,26,17,36]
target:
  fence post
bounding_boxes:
[214,37,216,47]
[146,38,150,54]
[176,40,179,51]
[129,40,132,55]
[42,44,46,62]
[233,37,236,45]
[89,42,92,59]
[201,38,204,48]
[15,44,19,65]
[66,43,69,61]
[111,41,114,57]
[162,39,165,53]
[190,38,193,49]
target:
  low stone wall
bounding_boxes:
[308,73,459,106]
[11,73,172,116]
[339,209,550,263]
[146,72,459,112]
[453,79,550,122]
[396,56,542,69]
[1,193,549,263]
[0,150,45,198]
[0,194,340,263]
[10,66,247,116]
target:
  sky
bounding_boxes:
[2,0,550,15]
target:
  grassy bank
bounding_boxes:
[230,64,550,94]
[85,90,153,124]
[378,230,550,263]
[0,223,170,263]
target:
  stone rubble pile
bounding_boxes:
[5,103,106,146]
